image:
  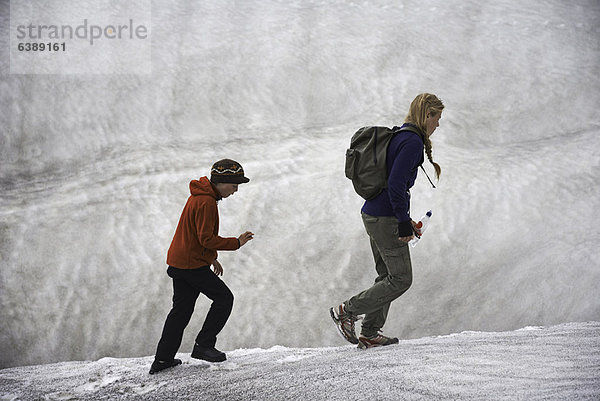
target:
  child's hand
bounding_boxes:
[238,231,254,246]
[212,260,223,276]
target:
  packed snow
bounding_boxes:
[0,2,599,399]
[1,322,599,400]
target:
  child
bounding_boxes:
[150,159,254,374]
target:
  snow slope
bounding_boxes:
[1,0,599,369]
[1,322,599,401]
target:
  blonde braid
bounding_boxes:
[424,135,441,179]
[404,93,444,179]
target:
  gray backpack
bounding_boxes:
[345,126,428,200]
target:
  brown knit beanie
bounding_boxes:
[210,159,250,184]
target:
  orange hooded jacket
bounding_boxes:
[166,177,240,269]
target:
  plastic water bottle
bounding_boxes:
[408,210,432,247]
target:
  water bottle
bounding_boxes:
[408,210,432,247]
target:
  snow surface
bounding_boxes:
[1,0,600,379]
[1,322,599,400]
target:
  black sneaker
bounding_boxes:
[191,345,226,362]
[149,358,182,374]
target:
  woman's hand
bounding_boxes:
[411,219,422,237]
[398,235,414,243]
[399,220,419,243]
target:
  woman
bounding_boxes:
[331,93,444,348]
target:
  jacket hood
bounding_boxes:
[190,177,220,199]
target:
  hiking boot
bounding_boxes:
[191,344,227,363]
[149,358,182,374]
[330,304,359,344]
[357,333,399,349]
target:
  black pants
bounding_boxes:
[154,265,234,361]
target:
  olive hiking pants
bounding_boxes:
[345,213,413,338]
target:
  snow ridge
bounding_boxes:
[1,322,598,401]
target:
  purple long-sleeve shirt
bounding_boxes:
[361,124,424,236]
